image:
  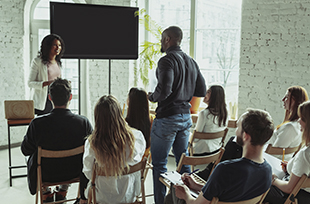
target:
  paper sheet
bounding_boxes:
[160,171,199,198]
[263,152,286,179]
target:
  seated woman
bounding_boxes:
[264,100,310,204]
[125,87,151,156]
[192,85,228,155]
[267,86,308,160]
[82,95,146,204]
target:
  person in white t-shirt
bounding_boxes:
[193,85,228,155]
[81,95,146,204]
[268,86,308,160]
[264,100,310,204]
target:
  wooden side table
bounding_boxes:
[7,119,32,186]
[4,100,34,186]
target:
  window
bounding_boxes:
[31,0,79,113]
[143,0,242,118]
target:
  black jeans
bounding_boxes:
[264,185,310,204]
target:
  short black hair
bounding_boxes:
[241,108,274,146]
[164,26,183,44]
[49,78,71,107]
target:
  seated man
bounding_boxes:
[21,78,93,202]
[173,108,274,204]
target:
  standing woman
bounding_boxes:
[125,87,151,152]
[264,100,310,204]
[192,85,228,155]
[267,86,308,160]
[82,95,146,203]
[28,34,65,115]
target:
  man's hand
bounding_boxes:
[181,173,204,192]
[174,183,192,201]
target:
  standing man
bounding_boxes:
[174,109,274,204]
[21,78,93,202]
[148,26,206,204]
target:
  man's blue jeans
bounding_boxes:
[151,113,192,204]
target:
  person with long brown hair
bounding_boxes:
[264,100,310,204]
[268,86,308,160]
[126,87,151,149]
[82,95,146,204]
[193,85,228,155]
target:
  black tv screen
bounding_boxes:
[50,2,138,59]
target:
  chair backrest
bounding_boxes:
[88,158,147,204]
[176,147,225,174]
[265,144,301,157]
[210,189,269,204]
[36,145,84,204]
[284,174,310,204]
[37,145,84,164]
[189,128,228,156]
[4,100,34,120]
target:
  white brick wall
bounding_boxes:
[238,0,310,126]
[0,0,27,147]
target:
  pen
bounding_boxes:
[282,148,285,162]
[188,169,200,175]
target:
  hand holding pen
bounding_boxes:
[181,169,199,187]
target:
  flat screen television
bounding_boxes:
[50,2,139,59]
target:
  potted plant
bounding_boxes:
[134,9,163,87]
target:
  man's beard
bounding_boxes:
[236,135,243,146]
[160,46,165,53]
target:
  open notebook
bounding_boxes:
[263,152,286,179]
[161,171,200,198]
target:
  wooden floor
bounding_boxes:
[0,146,177,204]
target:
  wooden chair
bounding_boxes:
[188,129,228,170]
[36,145,84,204]
[210,189,269,204]
[87,158,148,204]
[283,174,310,204]
[265,144,301,158]
[159,147,225,189]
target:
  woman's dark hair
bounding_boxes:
[286,86,308,121]
[39,34,65,65]
[125,87,151,148]
[206,85,228,127]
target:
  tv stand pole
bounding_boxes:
[78,58,81,115]
[109,59,111,95]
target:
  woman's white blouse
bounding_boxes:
[287,146,310,193]
[83,128,146,204]
[267,121,301,161]
[193,109,227,154]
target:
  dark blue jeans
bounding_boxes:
[151,113,192,204]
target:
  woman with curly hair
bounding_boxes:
[82,95,146,204]
[28,34,65,115]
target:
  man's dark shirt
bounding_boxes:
[149,46,206,118]
[21,108,93,195]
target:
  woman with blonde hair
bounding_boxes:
[82,95,146,204]
[264,100,310,203]
[268,86,308,160]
